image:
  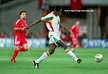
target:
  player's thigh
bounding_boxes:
[49,32,61,45]
[22,37,28,50]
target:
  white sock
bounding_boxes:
[35,51,49,63]
[65,49,78,61]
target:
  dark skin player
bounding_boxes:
[25,7,81,68]
[25,9,67,55]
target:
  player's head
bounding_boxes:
[75,21,80,26]
[20,11,26,20]
[54,6,62,16]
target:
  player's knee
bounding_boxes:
[16,46,21,51]
[24,47,28,51]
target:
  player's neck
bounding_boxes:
[21,18,25,20]
[76,24,79,26]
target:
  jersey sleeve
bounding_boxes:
[14,20,20,28]
[70,27,73,31]
[71,25,75,31]
[40,13,53,22]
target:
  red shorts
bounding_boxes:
[14,35,27,46]
[72,36,78,42]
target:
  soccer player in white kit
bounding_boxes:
[25,6,81,68]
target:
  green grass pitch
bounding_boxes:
[0,47,108,74]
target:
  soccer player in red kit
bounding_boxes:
[11,11,28,63]
[69,21,80,51]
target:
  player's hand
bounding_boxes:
[20,27,25,30]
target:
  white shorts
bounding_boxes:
[48,31,61,45]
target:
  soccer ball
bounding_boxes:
[94,54,103,62]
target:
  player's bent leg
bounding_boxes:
[20,43,28,51]
[33,44,56,68]
[57,40,81,63]
[11,46,21,63]
[33,51,50,68]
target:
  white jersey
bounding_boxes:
[41,11,60,32]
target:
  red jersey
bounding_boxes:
[14,19,27,36]
[70,25,79,36]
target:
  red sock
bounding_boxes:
[20,47,26,51]
[11,49,18,60]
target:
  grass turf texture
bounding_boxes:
[0,47,108,74]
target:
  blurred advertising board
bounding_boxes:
[0,38,46,48]
[82,39,108,48]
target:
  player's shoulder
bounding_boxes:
[72,25,75,28]
[50,11,54,15]
[46,12,54,17]
[15,19,21,24]
[41,12,53,19]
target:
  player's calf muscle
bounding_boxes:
[49,47,55,54]
[49,44,56,55]
[49,49,54,55]
[59,43,67,49]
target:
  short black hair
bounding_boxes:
[54,6,62,11]
[20,11,26,15]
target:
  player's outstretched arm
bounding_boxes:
[14,27,25,30]
[25,19,41,30]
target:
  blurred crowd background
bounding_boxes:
[0,0,108,47]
